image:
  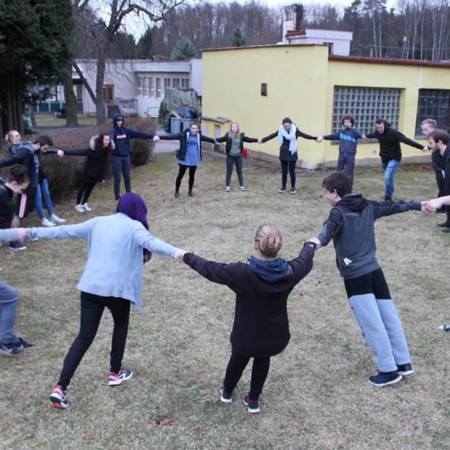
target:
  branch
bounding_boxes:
[73,61,97,104]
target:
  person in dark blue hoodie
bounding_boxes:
[109,113,156,200]
[317,115,363,191]
[180,224,317,414]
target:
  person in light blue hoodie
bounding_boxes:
[0,193,184,410]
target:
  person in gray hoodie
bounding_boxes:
[314,171,426,387]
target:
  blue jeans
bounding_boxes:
[112,156,132,200]
[0,282,20,345]
[337,152,356,191]
[35,179,55,219]
[382,159,400,199]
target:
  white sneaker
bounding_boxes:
[239,186,246,192]
[225,186,231,192]
[75,204,85,213]
[42,217,56,227]
[83,203,93,212]
[51,214,66,224]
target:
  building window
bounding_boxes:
[75,85,82,102]
[156,77,161,98]
[172,78,180,88]
[103,84,114,103]
[261,83,268,96]
[332,86,401,135]
[164,78,171,91]
[415,89,450,136]
[181,78,189,89]
[149,77,155,97]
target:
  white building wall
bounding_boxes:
[74,59,200,117]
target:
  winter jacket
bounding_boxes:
[261,128,317,161]
[158,131,216,162]
[0,180,15,229]
[183,244,315,358]
[216,132,258,155]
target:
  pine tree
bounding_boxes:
[170,37,196,60]
[231,28,246,47]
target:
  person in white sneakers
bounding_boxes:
[0,193,185,409]
[59,134,114,213]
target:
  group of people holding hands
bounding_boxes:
[0,111,448,415]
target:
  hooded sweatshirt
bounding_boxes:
[109,113,155,157]
[183,244,315,358]
[318,194,421,280]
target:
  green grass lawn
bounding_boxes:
[0,153,449,449]
[35,113,97,128]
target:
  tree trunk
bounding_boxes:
[63,61,79,127]
[95,53,107,125]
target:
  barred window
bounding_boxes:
[332,87,401,135]
[415,89,450,136]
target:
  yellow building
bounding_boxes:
[201,44,450,168]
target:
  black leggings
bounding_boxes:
[76,181,96,205]
[223,353,271,400]
[57,291,131,389]
[280,160,296,189]
[175,164,197,192]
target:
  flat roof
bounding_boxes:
[202,43,328,53]
[329,55,450,68]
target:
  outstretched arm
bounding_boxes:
[59,148,91,157]
[317,208,344,246]
[371,200,423,220]
[289,243,315,282]
[297,129,317,140]
[423,195,450,211]
[242,135,258,143]
[395,131,425,150]
[132,226,179,258]
[322,132,340,141]
[26,219,98,240]
[183,252,238,288]
[127,129,155,140]
[0,154,23,168]
[200,135,216,144]
[156,133,182,141]
[261,131,278,143]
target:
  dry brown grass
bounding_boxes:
[0,153,449,450]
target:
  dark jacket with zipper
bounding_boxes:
[0,180,15,229]
[365,127,423,163]
[183,244,315,358]
[261,128,317,161]
[0,144,38,186]
[216,132,258,156]
[158,131,215,162]
[318,194,421,280]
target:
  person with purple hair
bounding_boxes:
[0,193,184,410]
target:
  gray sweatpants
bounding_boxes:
[349,294,411,372]
[0,281,20,345]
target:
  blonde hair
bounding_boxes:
[255,224,283,258]
[229,122,240,138]
[422,118,437,128]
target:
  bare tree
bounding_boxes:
[72,0,185,125]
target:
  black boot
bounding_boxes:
[188,190,194,197]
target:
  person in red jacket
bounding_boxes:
[179,224,318,414]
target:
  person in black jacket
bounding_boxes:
[60,134,114,212]
[426,129,450,230]
[155,122,216,198]
[216,122,258,192]
[180,224,317,414]
[0,165,34,356]
[261,117,317,194]
[365,119,426,201]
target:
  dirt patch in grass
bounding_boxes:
[0,154,449,449]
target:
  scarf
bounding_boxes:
[277,124,298,155]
